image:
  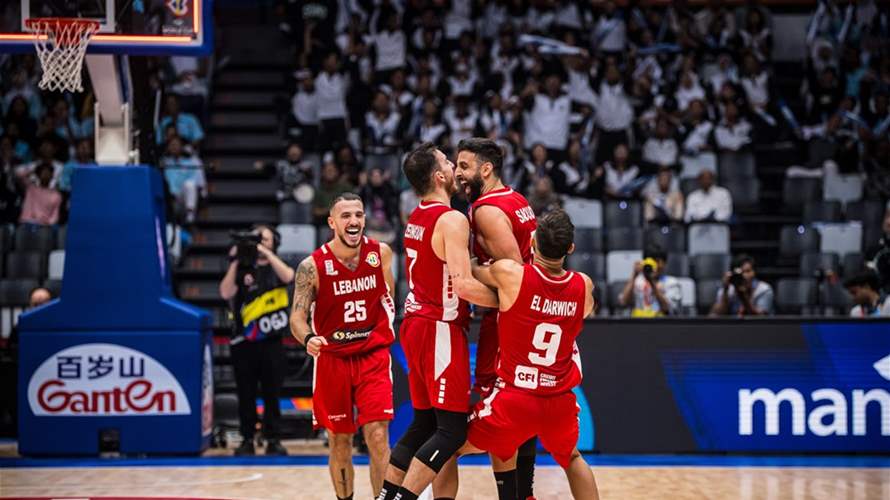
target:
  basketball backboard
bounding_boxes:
[0,0,212,55]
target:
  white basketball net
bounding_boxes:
[25,18,100,93]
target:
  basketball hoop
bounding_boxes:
[24,18,100,93]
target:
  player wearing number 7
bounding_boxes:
[461,209,600,500]
[290,192,397,500]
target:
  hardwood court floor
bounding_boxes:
[2,464,889,500]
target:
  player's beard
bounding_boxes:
[463,172,484,203]
[338,226,363,248]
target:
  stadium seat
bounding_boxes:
[0,278,39,339]
[820,281,852,315]
[566,252,605,281]
[665,253,690,277]
[776,278,818,314]
[43,278,63,298]
[779,225,820,257]
[680,178,699,197]
[14,225,55,252]
[782,177,821,211]
[0,226,11,253]
[56,225,66,249]
[692,254,731,281]
[606,250,642,284]
[823,172,863,204]
[723,178,760,211]
[679,153,717,179]
[47,250,65,280]
[687,224,730,256]
[816,223,862,258]
[798,252,840,278]
[803,201,842,224]
[644,225,685,253]
[608,281,629,315]
[573,228,603,253]
[675,277,697,316]
[846,200,884,228]
[696,279,722,313]
[563,197,602,228]
[5,252,47,279]
[717,151,756,180]
[279,201,312,224]
[277,224,316,254]
[605,227,643,251]
[842,253,864,280]
[604,200,641,227]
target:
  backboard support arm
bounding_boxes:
[86,53,136,165]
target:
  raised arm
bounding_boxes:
[437,211,498,308]
[473,204,523,263]
[289,257,326,356]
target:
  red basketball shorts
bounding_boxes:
[467,384,579,468]
[400,316,471,413]
[312,346,393,434]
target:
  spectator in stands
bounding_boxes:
[316,52,350,152]
[684,168,733,223]
[713,100,752,153]
[619,243,682,317]
[522,73,572,158]
[399,185,419,226]
[552,139,590,197]
[642,117,679,169]
[369,8,406,82]
[595,63,634,164]
[312,160,354,226]
[710,254,774,317]
[16,139,62,185]
[3,96,37,145]
[45,98,93,147]
[160,136,205,225]
[257,143,313,204]
[2,69,41,120]
[680,99,715,157]
[806,66,844,123]
[528,177,562,216]
[59,139,94,193]
[155,95,204,149]
[363,90,402,176]
[643,166,684,224]
[290,70,319,151]
[738,8,771,62]
[844,270,890,318]
[604,143,640,199]
[17,163,62,227]
[29,287,51,309]
[358,166,399,244]
[0,134,22,224]
[514,143,555,196]
[415,98,449,147]
[593,1,627,56]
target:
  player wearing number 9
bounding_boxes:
[459,208,601,500]
[289,193,397,500]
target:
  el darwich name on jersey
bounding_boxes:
[333,275,378,296]
[530,295,578,317]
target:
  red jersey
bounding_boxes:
[310,237,395,357]
[402,200,470,327]
[469,187,537,264]
[496,264,586,395]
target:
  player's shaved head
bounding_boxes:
[535,209,575,260]
[329,191,363,214]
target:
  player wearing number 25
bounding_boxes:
[460,209,600,500]
[290,192,397,500]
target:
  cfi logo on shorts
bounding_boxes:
[365,251,380,268]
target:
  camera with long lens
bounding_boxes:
[641,257,658,279]
[230,231,262,269]
[729,267,746,288]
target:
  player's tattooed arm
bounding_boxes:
[290,257,323,351]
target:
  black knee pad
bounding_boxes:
[415,409,468,473]
[390,408,436,471]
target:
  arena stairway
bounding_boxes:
[172,17,315,436]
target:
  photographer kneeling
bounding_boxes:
[219,225,295,456]
[710,254,774,317]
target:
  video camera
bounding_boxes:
[230,231,262,269]
[641,257,658,279]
